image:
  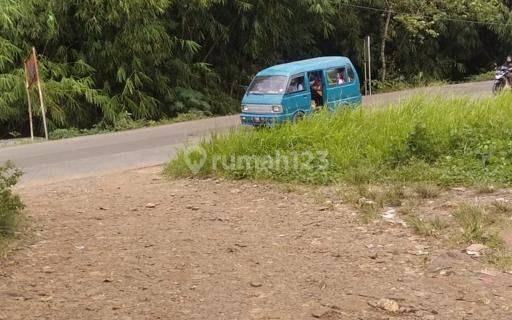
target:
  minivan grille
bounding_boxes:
[244,104,273,114]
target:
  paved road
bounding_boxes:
[0,81,493,185]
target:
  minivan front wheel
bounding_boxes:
[292,111,305,123]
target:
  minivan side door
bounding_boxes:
[341,64,361,105]
[283,73,310,116]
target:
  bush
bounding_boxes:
[0,162,24,240]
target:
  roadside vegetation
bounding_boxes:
[167,94,512,186]
[0,162,24,250]
[372,70,495,94]
[465,71,496,83]
[372,76,446,94]
[47,110,207,140]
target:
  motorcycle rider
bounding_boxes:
[505,56,512,67]
[504,56,512,85]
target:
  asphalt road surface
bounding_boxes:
[0,81,493,185]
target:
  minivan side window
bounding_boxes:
[287,74,306,94]
[327,67,347,86]
[346,65,355,83]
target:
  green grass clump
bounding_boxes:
[490,200,512,216]
[165,94,512,186]
[406,215,448,237]
[453,204,503,247]
[0,162,24,247]
[360,205,380,224]
[413,183,442,199]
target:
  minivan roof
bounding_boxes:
[257,56,352,77]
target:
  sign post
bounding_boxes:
[24,47,48,140]
[33,47,48,140]
[363,36,372,96]
[366,35,372,96]
[363,38,366,94]
[23,61,34,141]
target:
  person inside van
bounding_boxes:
[309,73,323,108]
[287,76,304,93]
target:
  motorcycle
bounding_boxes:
[493,65,512,94]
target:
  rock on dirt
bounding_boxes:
[358,197,377,207]
[311,305,331,318]
[382,208,397,220]
[466,244,491,257]
[370,298,400,313]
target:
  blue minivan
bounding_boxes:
[241,56,362,126]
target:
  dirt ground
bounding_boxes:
[1,167,511,320]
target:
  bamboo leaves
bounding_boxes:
[1,0,512,138]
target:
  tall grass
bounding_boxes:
[166,94,512,186]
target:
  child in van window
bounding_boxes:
[337,70,346,85]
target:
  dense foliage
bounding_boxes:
[0,162,23,241]
[1,0,512,138]
[166,94,512,186]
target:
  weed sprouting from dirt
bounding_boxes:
[360,205,379,224]
[490,200,512,217]
[340,183,412,224]
[453,204,491,244]
[451,202,512,270]
[406,215,449,237]
[475,184,498,195]
[413,183,442,199]
[486,251,512,272]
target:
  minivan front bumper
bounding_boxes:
[240,113,292,126]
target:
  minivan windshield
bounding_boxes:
[247,76,288,95]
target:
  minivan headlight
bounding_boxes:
[241,105,249,112]
[272,105,283,113]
